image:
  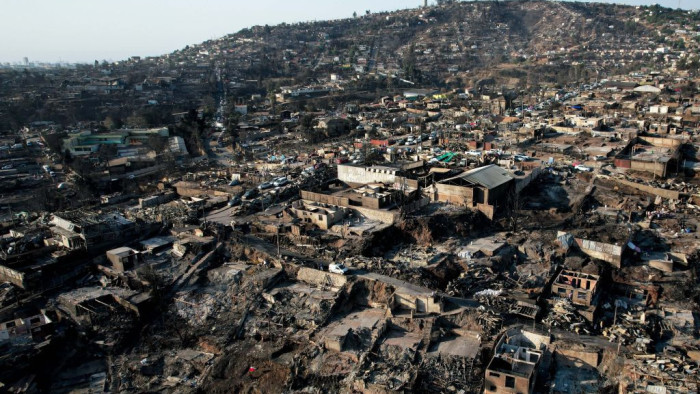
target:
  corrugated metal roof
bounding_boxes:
[451,164,513,190]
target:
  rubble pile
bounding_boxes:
[360,343,417,391]
[621,348,700,393]
[1,2,700,391]
[349,256,444,290]
[175,291,228,327]
[445,266,505,298]
[602,324,651,350]
[254,288,335,337]
[418,355,482,393]
[542,298,592,334]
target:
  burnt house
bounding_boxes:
[485,327,550,394]
[435,164,514,219]
[551,270,600,307]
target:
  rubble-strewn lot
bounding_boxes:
[1,0,700,392]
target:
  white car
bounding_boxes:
[273,177,289,187]
[328,263,349,275]
[575,164,593,172]
[466,150,481,157]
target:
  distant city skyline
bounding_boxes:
[1,0,695,64]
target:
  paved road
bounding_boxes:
[203,205,236,225]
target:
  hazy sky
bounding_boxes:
[1,0,695,64]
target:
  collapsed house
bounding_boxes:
[614,135,682,178]
[297,181,428,226]
[105,247,140,272]
[0,313,54,346]
[50,211,141,252]
[57,286,151,326]
[550,269,600,321]
[484,327,551,394]
[557,226,633,269]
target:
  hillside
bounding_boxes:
[168,0,698,89]
[0,1,697,130]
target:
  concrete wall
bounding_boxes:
[300,190,350,207]
[575,238,624,268]
[515,167,543,194]
[338,164,397,184]
[604,177,680,200]
[403,197,431,214]
[649,259,673,273]
[630,159,670,178]
[394,177,420,191]
[106,252,137,272]
[615,136,681,177]
[300,190,404,225]
[0,264,26,288]
[353,205,400,224]
[484,370,532,394]
[289,205,346,230]
[297,267,347,288]
[552,284,594,306]
[552,272,598,306]
[614,158,632,169]
[640,136,681,148]
[139,192,176,208]
[174,182,231,198]
[476,203,496,220]
[521,330,551,349]
[435,183,474,205]
[361,195,382,210]
[487,182,509,205]
[392,292,442,314]
[554,348,600,368]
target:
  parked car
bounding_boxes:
[574,164,593,172]
[228,179,241,186]
[242,188,259,200]
[258,181,274,190]
[228,196,242,206]
[329,263,349,275]
[273,178,290,187]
